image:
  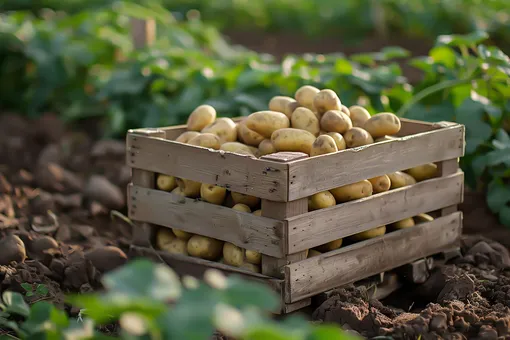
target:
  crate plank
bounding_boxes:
[128,184,286,257]
[286,123,465,200]
[127,132,289,201]
[285,212,462,303]
[286,171,464,253]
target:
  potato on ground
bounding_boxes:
[237,121,265,146]
[308,249,322,258]
[245,111,290,138]
[350,226,386,241]
[391,217,415,230]
[368,175,391,194]
[241,262,261,273]
[187,235,223,261]
[404,163,438,182]
[308,191,336,211]
[343,127,374,148]
[223,242,244,267]
[201,117,238,143]
[313,89,342,115]
[231,192,260,209]
[161,238,188,255]
[315,238,343,253]
[200,184,227,205]
[258,139,277,156]
[291,107,320,136]
[188,133,221,150]
[271,128,316,155]
[310,135,338,156]
[245,249,261,265]
[294,85,320,110]
[320,110,352,134]
[269,96,297,118]
[232,203,251,213]
[156,174,177,192]
[176,178,202,198]
[387,171,417,189]
[363,112,401,138]
[349,106,371,127]
[220,142,256,156]
[176,131,201,144]
[156,228,175,250]
[325,132,346,150]
[172,229,193,241]
[330,180,373,203]
[187,105,216,131]
[414,213,434,224]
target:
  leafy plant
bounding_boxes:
[20,283,49,298]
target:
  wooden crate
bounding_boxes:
[126,117,465,313]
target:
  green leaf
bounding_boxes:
[222,276,279,311]
[500,205,510,227]
[487,181,510,213]
[456,98,492,154]
[36,284,49,296]
[405,103,455,122]
[335,59,353,74]
[2,291,30,318]
[471,154,488,178]
[20,283,32,293]
[430,46,457,68]
[486,148,510,166]
[437,31,489,47]
[307,325,358,340]
[379,46,410,60]
[22,301,69,335]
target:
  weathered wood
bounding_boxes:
[396,118,437,136]
[128,184,285,257]
[282,299,311,313]
[286,171,464,253]
[126,132,289,201]
[437,158,462,216]
[286,123,465,200]
[285,212,462,303]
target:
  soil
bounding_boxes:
[0,112,509,340]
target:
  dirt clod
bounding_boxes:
[0,234,26,265]
[84,246,128,273]
[84,175,125,210]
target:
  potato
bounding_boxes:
[284,101,302,119]
[232,203,251,213]
[351,226,386,241]
[404,163,438,182]
[391,217,415,230]
[320,110,352,134]
[368,175,391,194]
[363,112,401,138]
[310,135,338,156]
[220,142,255,156]
[176,131,201,144]
[231,192,260,209]
[161,238,188,255]
[291,107,320,136]
[271,128,316,155]
[414,213,434,224]
[172,229,193,241]
[187,105,216,131]
[201,117,238,143]
[187,235,223,260]
[252,210,262,216]
[340,105,351,117]
[245,250,261,265]
[223,242,244,267]
[387,171,417,189]
[176,178,202,198]
[325,132,346,150]
[295,85,320,110]
[240,262,261,273]
[375,135,398,142]
[258,139,277,156]
[315,238,343,253]
[313,89,342,114]
[330,180,373,203]
[247,146,260,157]
[171,186,185,196]
[308,249,322,258]
[237,121,265,146]
[200,184,227,205]
[308,191,336,211]
[156,228,175,250]
[188,133,221,150]
[269,96,297,117]
[156,174,177,191]
[343,127,374,148]
[349,106,371,127]
[245,111,290,138]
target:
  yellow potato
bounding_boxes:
[269,96,297,117]
[310,135,338,157]
[308,191,336,211]
[375,135,399,142]
[155,228,175,250]
[313,89,342,115]
[271,128,316,155]
[245,111,290,138]
[414,213,434,224]
[368,175,391,194]
[348,106,371,127]
[308,249,322,258]
[351,226,386,241]
[245,250,261,265]
[156,174,177,192]
[161,238,188,255]
[315,238,343,253]
[320,110,353,134]
[220,142,255,156]
[187,105,216,131]
[171,186,185,196]
[295,85,320,110]
[176,178,202,198]
[387,171,417,189]
[258,139,277,156]
[187,235,223,260]
[172,229,193,241]
[343,127,374,148]
[223,242,244,267]
[232,203,251,213]
[291,107,320,136]
[247,146,260,157]
[231,192,260,209]
[404,163,438,182]
[363,112,401,138]
[326,132,346,150]
[284,101,302,119]
[240,262,261,273]
[330,180,373,203]
[201,117,238,143]
[200,184,227,205]
[188,133,221,150]
[252,210,262,216]
[391,217,415,230]
[237,121,265,146]
[176,131,201,144]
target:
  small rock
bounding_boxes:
[35,162,84,193]
[37,144,62,166]
[29,236,59,260]
[0,234,26,265]
[53,193,83,209]
[30,191,56,215]
[84,246,127,273]
[49,258,65,280]
[0,173,12,194]
[429,313,448,333]
[55,224,72,242]
[84,175,125,210]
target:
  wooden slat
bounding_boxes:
[127,132,289,201]
[437,158,462,216]
[286,123,465,200]
[128,184,285,257]
[285,212,462,303]
[396,118,437,136]
[286,171,464,253]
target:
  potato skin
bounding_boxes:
[161,238,188,255]
[176,131,201,144]
[351,226,386,241]
[157,174,177,192]
[201,117,238,144]
[171,186,185,196]
[330,180,373,203]
[310,135,338,156]
[245,250,261,264]
[223,242,244,267]
[363,112,401,138]
[391,217,415,229]
[252,210,262,216]
[343,127,374,148]
[187,235,223,260]
[308,191,336,211]
[313,89,342,114]
[231,192,260,209]
[220,142,256,156]
[387,171,417,189]
[172,229,193,241]
[320,110,353,134]
[237,121,265,147]
[307,249,322,258]
[315,238,343,253]
[414,213,434,224]
[340,105,351,117]
[404,163,438,182]
[187,105,216,131]
[245,111,290,138]
[240,262,261,273]
[176,178,202,198]
[284,101,302,119]
[295,85,320,110]
[271,128,316,155]
[156,228,175,250]
[200,184,227,205]
[232,203,251,213]
[269,96,297,117]
[291,107,320,136]
[258,139,277,156]
[188,133,221,150]
[349,106,371,127]
[368,175,391,194]
[325,132,346,150]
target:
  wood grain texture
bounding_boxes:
[126,132,289,201]
[285,212,462,303]
[128,184,285,257]
[286,171,464,253]
[438,158,462,216]
[286,123,465,200]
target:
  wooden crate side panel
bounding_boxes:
[285,212,462,303]
[127,133,289,201]
[287,124,465,200]
[286,171,464,253]
[128,184,286,257]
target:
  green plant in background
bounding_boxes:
[0,259,358,339]
[20,283,49,298]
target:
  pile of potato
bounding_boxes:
[152,85,440,270]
